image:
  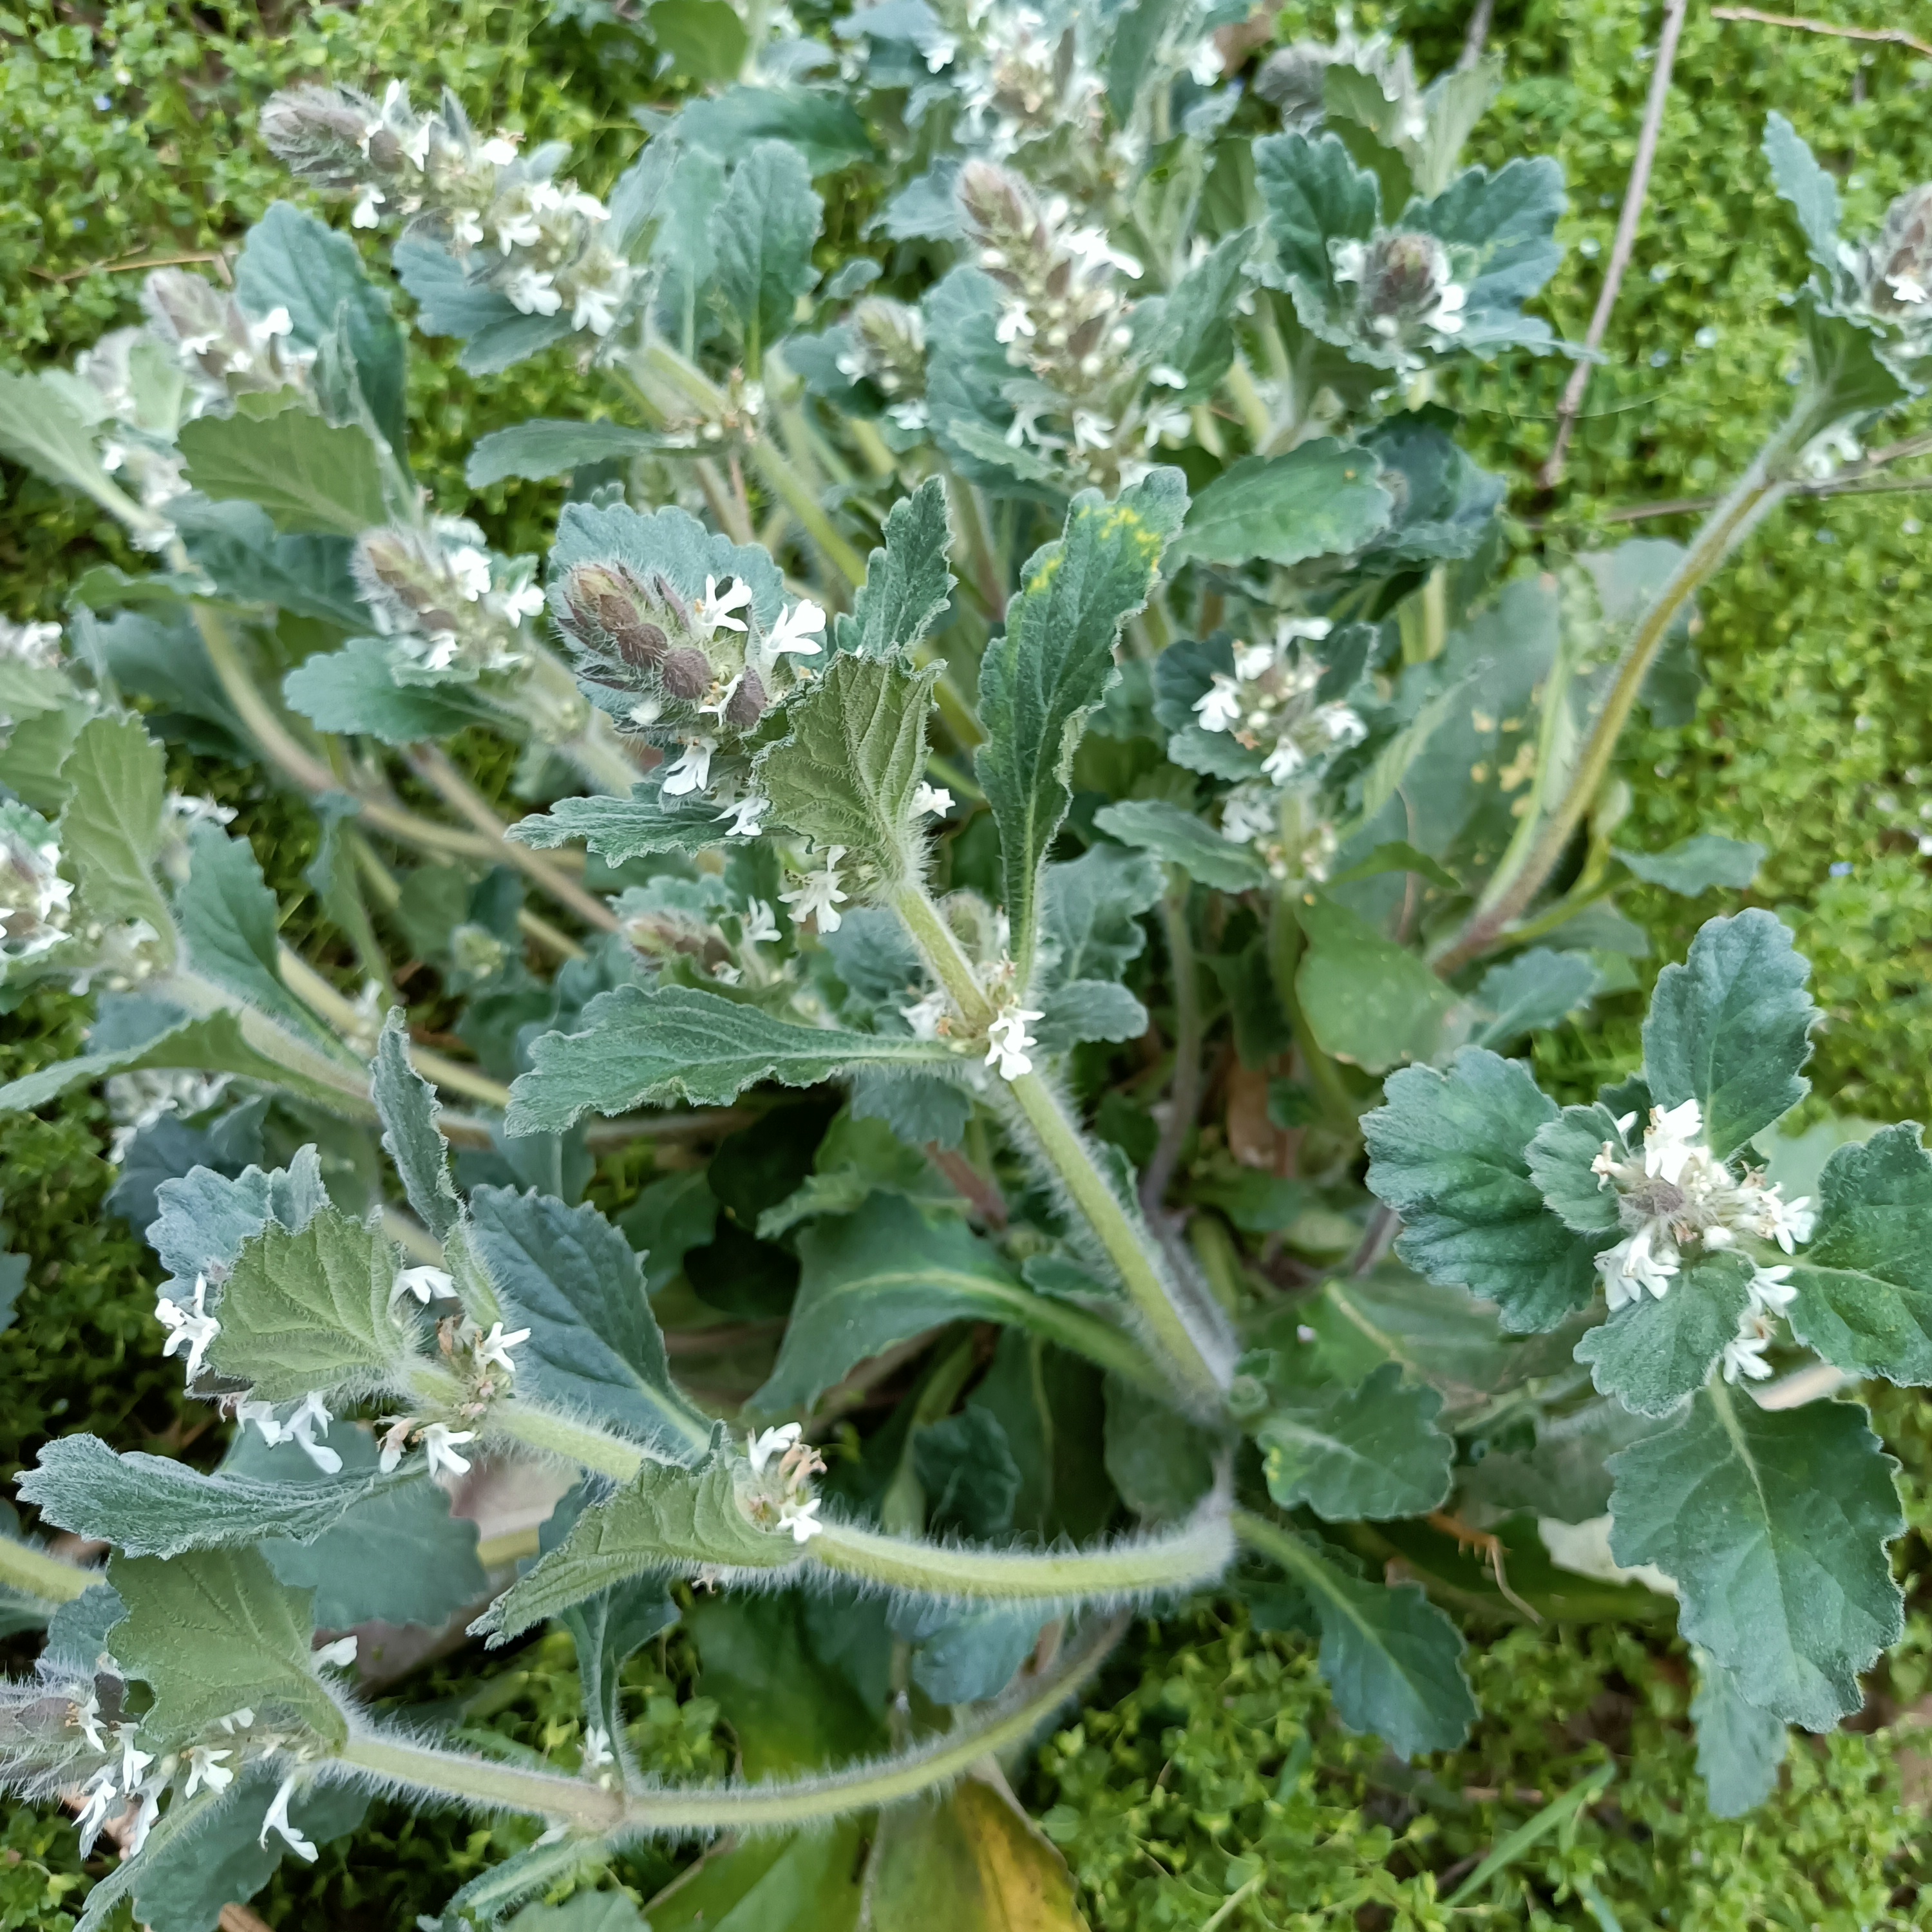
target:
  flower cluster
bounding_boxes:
[1330,231,1469,372]
[1587,1098,1815,1380]
[1848,183,1932,354]
[835,299,931,432]
[744,1422,825,1542]
[261,82,634,337]
[959,161,1181,488]
[0,804,73,967]
[354,520,545,677]
[103,1070,232,1163]
[0,618,62,671]
[558,560,824,804]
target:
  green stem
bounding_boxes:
[946,468,1007,620]
[749,441,869,590]
[810,1508,1233,1601]
[0,1535,93,1607]
[337,1613,1123,1833]
[1265,893,1360,1137]
[889,882,994,1030]
[480,1390,711,1477]
[1431,399,1812,976]
[155,971,378,1115]
[1140,881,1202,1215]
[1005,1073,1234,1410]
[1225,357,1271,448]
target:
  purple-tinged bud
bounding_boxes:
[724,670,768,729]
[1866,184,1932,322]
[661,649,713,701]
[563,562,669,668]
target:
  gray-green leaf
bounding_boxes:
[1166,441,1392,569]
[1256,1363,1454,1520]
[506,985,953,1132]
[373,1010,462,1242]
[1296,893,1459,1074]
[174,822,323,1039]
[1574,1252,1751,1417]
[1607,1383,1903,1730]
[466,419,674,488]
[975,471,1187,983]
[1640,909,1815,1160]
[1763,112,1842,277]
[1615,835,1764,895]
[833,475,955,658]
[58,712,173,942]
[509,778,729,861]
[178,407,388,538]
[1091,799,1265,893]
[283,638,497,744]
[712,140,822,360]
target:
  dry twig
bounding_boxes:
[1711,5,1932,61]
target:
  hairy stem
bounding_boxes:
[0,1534,93,1607]
[1140,882,1202,1216]
[408,746,619,934]
[155,971,379,1115]
[338,1613,1123,1833]
[1005,1072,1234,1408]
[890,882,994,1030]
[1432,401,1810,976]
[749,441,869,591]
[810,1509,1233,1600]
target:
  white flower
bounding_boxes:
[694,574,753,637]
[924,34,957,70]
[493,204,544,252]
[1889,271,1929,307]
[1193,673,1244,734]
[1231,641,1275,681]
[779,848,849,933]
[1220,788,1277,846]
[1598,1222,1680,1311]
[994,301,1036,345]
[216,1708,256,1733]
[1748,1264,1797,1316]
[234,1397,284,1446]
[698,673,744,723]
[887,399,931,431]
[911,782,953,817]
[900,989,949,1040]
[119,1730,154,1789]
[126,1786,161,1857]
[1150,363,1188,389]
[1763,1191,1816,1253]
[720,793,768,838]
[1276,616,1333,647]
[778,1496,824,1542]
[581,1725,615,1770]
[748,1422,802,1473]
[1723,1321,1776,1383]
[1072,410,1114,451]
[477,135,520,167]
[393,1264,454,1306]
[743,898,781,947]
[446,545,493,602]
[1064,227,1143,279]
[73,1690,106,1752]
[503,265,562,316]
[477,1321,530,1376]
[450,207,485,251]
[74,1768,119,1853]
[663,737,718,797]
[1642,1097,1705,1185]
[398,119,433,169]
[350,183,386,229]
[762,599,826,662]
[184,1746,234,1797]
[1187,36,1222,85]
[260,1776,319,1862]
[0,619,62,668]
[155,1274,220,1383]
[569,255,632,336]
[500,579,547,623]
[422,1422,476,1477]
[711,962,743,986]
[377,1417,414,1474]
[628,697,663,727]
[314,1635,358,1670]
[1316,702,1368,748]
[985,1006,1043,1081]
[285,1392,342,1475]
[1261,739,1307,786]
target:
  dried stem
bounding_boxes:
[1538,0,1690,489]
[1710,5,1932,60]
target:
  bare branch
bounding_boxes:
[1711,5,1932,61]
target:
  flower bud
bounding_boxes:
[661,648,714,701]
[562,563,668,668]
[1866,183,1932,322]
[724,669,768,729]
[1333,232,1467,360]
[259,83,381,189]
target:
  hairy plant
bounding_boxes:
[1,8,1931,1927]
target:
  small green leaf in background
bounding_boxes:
[976,470,1186,982]
[1295,893,1461,1073]
[1167,440,1392,568]
[757,652,942,878]
[208,1204,415,1403]
[0,367,131,515]
[108,1546,346,1747]
[466,417,674,487]
[1573,1252,1751,1417]
[372,1010,462,1242]
[866,1777,1086,1932]
[1783,1122,1932,1384]
[712,139,821,363]
[507,983,954,1130]
[1763,111,1843,275]
[1091,799,1267,893]
[1607,1383,1904,1730]
[509,777,734,862]
[283,638,497,744]
[173,820,323,1038]
[1691,1648,1788,1819]
[1365,1050,1602,1333]
[178,406,387,536]
[57,712,174,943]
[1256,1363,1454,1520]
[1640,909,1815,1160]
[1470,948,1600,1050]
[1615,833,1765,895]
[1524,1103,1628,1238]
[1103,1378,1218,1522]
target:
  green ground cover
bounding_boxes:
[5,0,1932,1924]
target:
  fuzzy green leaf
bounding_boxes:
[1032,978,1148,1052]
[1574,1253,1751,1417]
[1692,1651,1788,1819]
[57,712,173,942]
[1257,1363,1454,1520]
[508,779,730,860]
[1783,1123,1932,1384]
[372,1010,462,1243]
[466,419,674,487]
[975,471,1187,981]
[1641,909,1815,1160]
[108,1546,346,1747]
[174,822,321,1037]
[283,638,495,744]
[1253,131,1380,298]
[506,984,954,1132]
[18,1434,390,1557]
[1365,1050,1600,1332]
[1041,844,1163,982]
[469,1185,713,1459]
[207,1204,416,1403]
[1607,1384,1904,1730]
[1296,893,1461,1074]
[1615,835,1764,895]
[473,1431,795,1642]
[1763,112,1842,276]
[1523,1103,1627,1237]
[755,651,941,877]
[178,407,387,537]
[833,475,955,658]
[712,140,821,358]
[1092,799,1266,893]
[1166,441,1392,569]
[1471,949,1601,1050]
[0,367,128,511]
